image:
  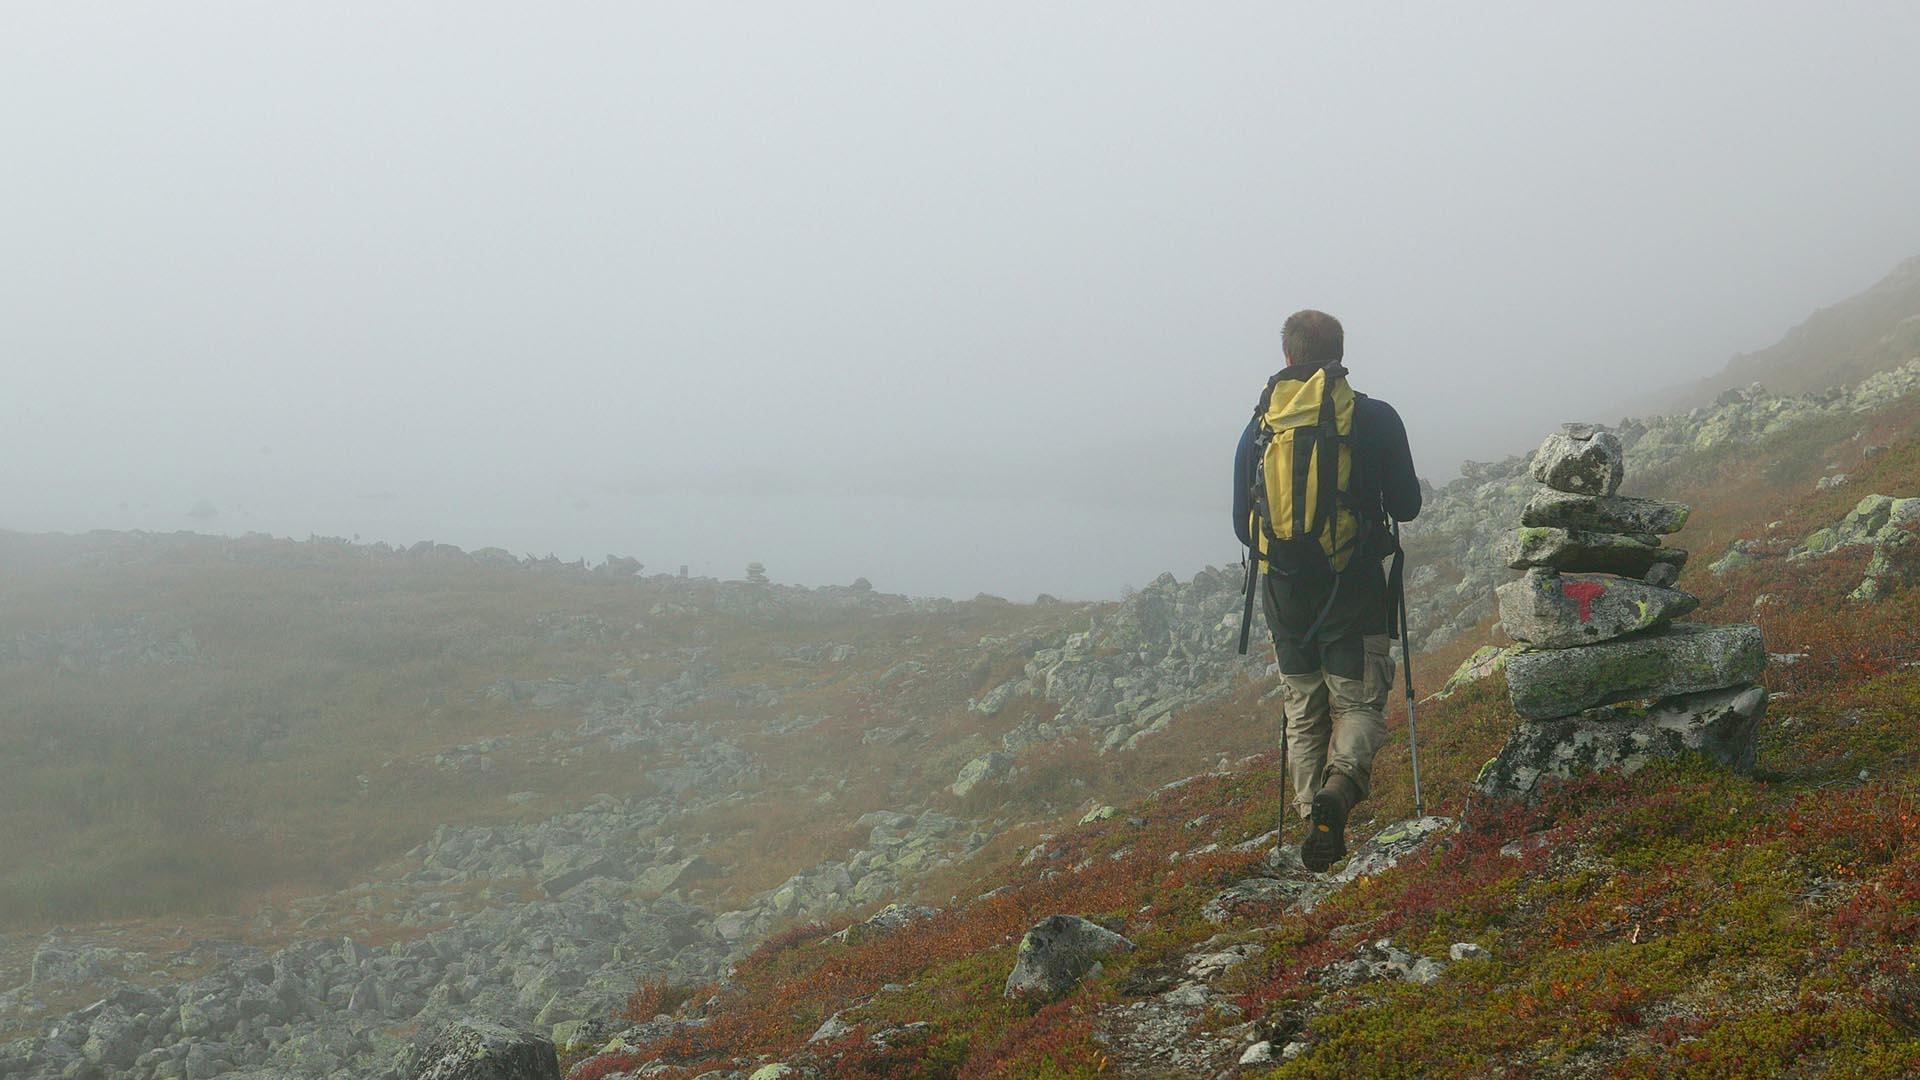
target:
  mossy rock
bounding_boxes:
[1521,489,1690,536]
[1505,623,1765,720]
[1498,526,1686,580]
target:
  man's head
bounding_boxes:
[1282,309,1344,368]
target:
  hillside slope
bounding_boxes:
[3,286,1919,1078]
[1674,255,1920,406]
[551,390,1920,1076]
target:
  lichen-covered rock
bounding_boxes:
[1708,538,1771,576]
[1777,492,1920,601]
[951,751,1014,797]
[1327,816,1455,886]
[1496,569,1698,650]
[1434,645,1515,699]
[410,1019,559,1080]
[1475,684,1766,800]
[1505,623,1765,720]
[1528,424,1624,495]
[1793,493,1920,558]
[1499,527,1687,581]
[1002,915,1133,1001]
[1852,530,1920,602]
[1521,490,1690,536]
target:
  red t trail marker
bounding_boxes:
[1561,580,1607,622]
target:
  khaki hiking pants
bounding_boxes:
[1279,634,1394,821]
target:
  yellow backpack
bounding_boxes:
[1248,363,1365,574]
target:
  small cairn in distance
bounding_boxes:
[1474,424,1768,800]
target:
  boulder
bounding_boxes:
[1475,684,1767,800]
[1496,569,1698,649]
[1498,527,1687,581]
[1505,623,1765,720]
[1708,539,1769,576]
[951,752,1013,798]
[1002,915,1133,1002]
[1789,494,1920,601]
[538,856,620,898]
[828,903,939,945]
[633,856,712,895]
[1795,493,1920,557]
[28,942,115,985]
[1853,530,1919,601]
[808,1011,855,1043]
[79,1006,142,1069]
[1528,424,1624,495]
[410,1019,560,1080]
[1521,490,1690,536]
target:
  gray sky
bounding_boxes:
[4,4,1918,599]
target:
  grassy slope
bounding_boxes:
[576,398,1920,1077]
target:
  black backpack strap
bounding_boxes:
[1239,376,1284,658]
[1237,551,1258,656]
[1311,385,1339,543]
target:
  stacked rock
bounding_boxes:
[1476,425,1768,799]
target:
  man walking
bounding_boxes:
[1233,310,1421,872]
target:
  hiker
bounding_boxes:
[1233,310,1421,872]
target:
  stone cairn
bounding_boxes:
[1475,424,1768,800]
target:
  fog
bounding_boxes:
[4,4,1918,599]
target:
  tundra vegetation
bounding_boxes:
[561,394,1920,1077]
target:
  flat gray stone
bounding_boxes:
[538,856,619,898]
[1505,623,1765,720]
[1475,684,1767,799]
[1498,527,1687,580]
[1497,569,1698,649]
[1202,877,1306,925]
[1529,425,1624,495]
[1522,489,1691,536]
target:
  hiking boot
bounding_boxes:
[1301,774,1359,873]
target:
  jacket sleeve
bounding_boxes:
[1369,401,1423,522]
[1232,416,1257,548]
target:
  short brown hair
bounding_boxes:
[1282,309,1344,368]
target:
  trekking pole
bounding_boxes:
[1393,522,1425,817]
[1277,702,1289,853]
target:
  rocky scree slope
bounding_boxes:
[0,535,1281,1080]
